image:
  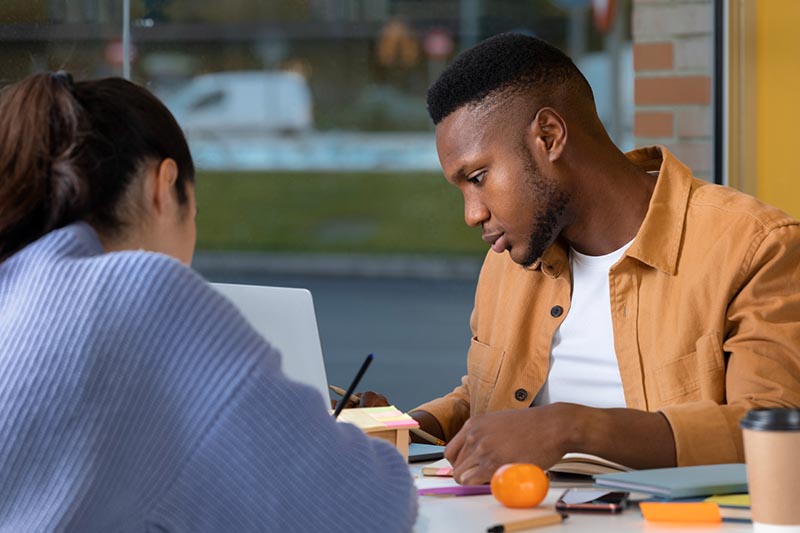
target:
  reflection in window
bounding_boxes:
[0,0,634,256]
[189,89,224,112]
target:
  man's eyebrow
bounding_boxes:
[449,165,469,183]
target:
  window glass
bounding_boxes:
[1,0,633,409]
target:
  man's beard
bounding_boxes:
[518,153,568,268]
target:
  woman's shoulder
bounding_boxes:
[92,250,227,317]
[98,248,200,289]
[89,249,277,363]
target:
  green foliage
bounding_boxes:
[195,170,486,256]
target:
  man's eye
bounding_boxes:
[468,171,486,185]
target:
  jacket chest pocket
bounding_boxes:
[653,332,726,405]
[467,337,505,415]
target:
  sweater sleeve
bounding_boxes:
[147,355,417,533]
[112,257,417,532]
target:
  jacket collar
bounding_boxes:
[624,145,692,276]
[530,145,691,277]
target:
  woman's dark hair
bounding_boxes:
[0,72,194,262]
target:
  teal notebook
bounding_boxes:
[594,463,747,499]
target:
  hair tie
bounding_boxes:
[51,71,75,93]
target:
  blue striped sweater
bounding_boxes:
[0,223,417,532]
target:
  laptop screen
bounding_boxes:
[211,283,330,409]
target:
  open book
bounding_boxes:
[421,453,631,478]
[548,453,632,476]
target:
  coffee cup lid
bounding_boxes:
[740,408,800,431]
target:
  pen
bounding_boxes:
[410,427,447,447]
[486,512,567,532]
[329,384,447,446]
[329,384,361,406]
[332,354,374,419]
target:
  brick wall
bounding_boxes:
[632,0,714,178]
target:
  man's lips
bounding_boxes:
[482,232,508,253]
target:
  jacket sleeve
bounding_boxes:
[410,315,475,442]
[411,375,472,443]
[659,223,800,465]
[410,250,511,442]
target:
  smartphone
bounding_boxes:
[555,488,629,513]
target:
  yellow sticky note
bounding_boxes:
[705,494,750,508]
[640,502,722,523]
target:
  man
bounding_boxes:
[393,33,800,485]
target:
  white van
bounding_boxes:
[161,70,313,135]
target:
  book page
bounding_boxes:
[420,454,631,478]
[547,453,632,476]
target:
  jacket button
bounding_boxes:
[514,388,528,402]
[550,305,563,318]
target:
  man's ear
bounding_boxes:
[527,107,567,163]
[151,158,179,215]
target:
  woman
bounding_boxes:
[0,72,416,532]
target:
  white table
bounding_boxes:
[411,463,753,532]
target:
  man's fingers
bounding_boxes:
[332,397,360,410]
[453,460,490,486]
[452,452,495,486]
[444,427,466,465]
[359,390,390,407]
[332,390,390,409]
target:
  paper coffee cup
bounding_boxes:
[741,409,800,532]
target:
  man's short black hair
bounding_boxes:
[427,32,593,125]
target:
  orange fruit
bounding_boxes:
[490,463,549,508]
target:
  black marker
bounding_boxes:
[332,353,374,419]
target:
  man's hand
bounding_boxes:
[357,391,390,407]
[443,403,677,486]
[331,390,391,411]
[444,404,575,485]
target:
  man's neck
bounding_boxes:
[562,150,657,256]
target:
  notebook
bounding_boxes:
[421,453,630,478]
[594,463,748,499]
[549,453,631,476]
[408,444,445,463]
[211,283,330,408]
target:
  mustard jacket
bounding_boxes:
[415,145,800,466]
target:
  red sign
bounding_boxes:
[105,39,137,66]
[424,28,454,60]
[592,0,617,34]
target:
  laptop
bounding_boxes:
[211,283,330,408]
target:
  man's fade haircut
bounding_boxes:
[426,32,594,125]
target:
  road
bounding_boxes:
[198,268,477,412]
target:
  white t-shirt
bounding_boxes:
[534,240,633,408]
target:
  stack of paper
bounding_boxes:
[336,406,419,432]
[336,406,419,461]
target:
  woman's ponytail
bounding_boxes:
[1,72,194,262]
[0,72,90,261]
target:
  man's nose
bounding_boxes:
[464,195,489,228]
